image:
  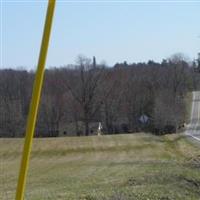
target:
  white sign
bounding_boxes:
[139,115,149,124]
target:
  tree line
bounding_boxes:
[0,54,200,137]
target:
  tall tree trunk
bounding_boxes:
[85,120,89,136]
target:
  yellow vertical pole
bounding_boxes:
[15,1,56,199]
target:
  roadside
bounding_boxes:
[0,133,200,200]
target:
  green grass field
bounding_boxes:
[0,133,200,200]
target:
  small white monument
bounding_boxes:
[97,122,103,136]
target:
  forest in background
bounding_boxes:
[0,53,200,137]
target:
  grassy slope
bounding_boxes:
[0,134,200,200]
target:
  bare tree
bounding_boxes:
[64,56,104,136]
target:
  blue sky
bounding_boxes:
[1,0,200,69]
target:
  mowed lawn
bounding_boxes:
[0,134,200,200]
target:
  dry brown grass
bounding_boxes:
[0,133,199,200]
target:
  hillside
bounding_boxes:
[0,133,200,200]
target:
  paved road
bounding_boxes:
[186,91,200,141]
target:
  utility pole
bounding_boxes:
[93,56,96,68]
[15,1,56,199]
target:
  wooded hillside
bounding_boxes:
[0,54,200,137]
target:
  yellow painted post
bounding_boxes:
[15,1,56,199]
